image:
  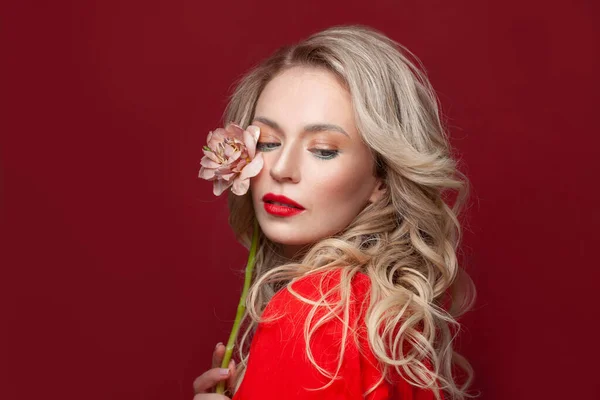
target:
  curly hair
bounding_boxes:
[221,24,476,400]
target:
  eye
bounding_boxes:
[256,142,280,152]
[311,149,339,160]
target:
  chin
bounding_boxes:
[261,229,312,246]
[257,222,314,247]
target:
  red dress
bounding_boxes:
[232,269,443,400]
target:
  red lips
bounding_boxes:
[262,193,305,209]
[262,193,305,217]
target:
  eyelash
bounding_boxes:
[256,143,339,160]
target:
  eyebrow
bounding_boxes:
[252,116,350,138]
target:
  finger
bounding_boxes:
[226,359,237,393]
[212,343,225,369]
[193,367,231,394]
[192,393,231,400]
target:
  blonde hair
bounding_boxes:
[222,24,477,399]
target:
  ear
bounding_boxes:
[368,179,386,204]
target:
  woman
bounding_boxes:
[194,24,476,400]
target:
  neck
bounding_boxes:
[282,244,310,261]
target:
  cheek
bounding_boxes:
[249,163,273,212]
[249,175,263,205]
[308,163,370,203]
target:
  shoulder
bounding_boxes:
[247,270,443,400]
[288,268,371,299]
[260,268,374,363]
[263,268,371,316]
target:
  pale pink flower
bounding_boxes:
[198,123,264,196]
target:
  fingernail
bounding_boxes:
[215,342,223,350]
[219,368,229,376]
[229,360,235,368]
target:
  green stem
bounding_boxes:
[216,218,259,395]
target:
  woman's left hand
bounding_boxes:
[192,343,237,399]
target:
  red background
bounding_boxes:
[2,1,598,399]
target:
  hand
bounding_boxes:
[192,342,238,399]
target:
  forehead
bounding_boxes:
[254,66,356,134]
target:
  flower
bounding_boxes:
[198,123,263,395]
[198,123,264,196]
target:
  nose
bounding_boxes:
[269,143,301,183]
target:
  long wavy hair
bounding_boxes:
[221,24,476,400]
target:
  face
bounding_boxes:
[250,66,384,258]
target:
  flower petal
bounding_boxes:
[224,143,235,158]
[199,167,216,180]
[219,172,236,181]
[215,167,234,176]
[225,123,245,141]
[213,179,233,196]
[208,128,226,149]
[233,158,248,172]
[203,149,220,163]
[243,127,259,159]
[200,157,220,168]
[247,125,260,141]
[227,150,241,164]
[231,177,250,196]
[239,153,264,180]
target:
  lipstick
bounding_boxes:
[262,193,305,217]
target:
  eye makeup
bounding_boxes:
[256,140,341,160]
[255,123,345,160]
[256,142,280,152]
[310,148,339,160]
[252,116,349,139]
